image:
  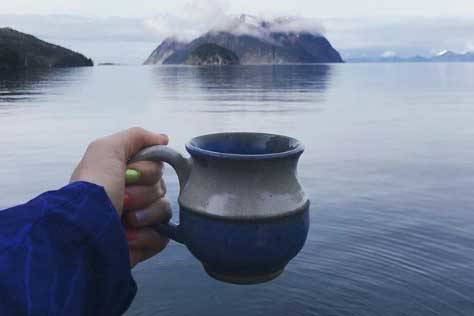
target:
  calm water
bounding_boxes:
[1,64,474,315]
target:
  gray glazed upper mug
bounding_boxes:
[130,132,310,284]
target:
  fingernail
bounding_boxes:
[126,231,136,241]
[135,209,148,223]
[124,193,131,208]
[160,133,168,138]
[125,169,140,184]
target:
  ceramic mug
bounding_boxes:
[130,132,310,284]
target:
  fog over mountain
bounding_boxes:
[144,14,342,65]
[144,12,325,42]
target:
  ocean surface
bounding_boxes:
[1,64,473,316]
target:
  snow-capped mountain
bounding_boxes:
[432,50,474,62]
[347,50,474,63]
[435,49,451,57]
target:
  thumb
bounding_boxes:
[117,127,169,161]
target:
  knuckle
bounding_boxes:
[155,168,164,182]
[159,199,172,220]
[153,162,164,175]
[160,179,167,195]
[160,198,172,211]
[128,126,146,137]
[142,163,163,184]
[125,212,140,227]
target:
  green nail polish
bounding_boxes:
[125,169,140,184]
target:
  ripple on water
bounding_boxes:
[1,64,474,316]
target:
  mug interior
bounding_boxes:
[186,132,304,159]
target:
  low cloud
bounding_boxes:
[265,17,325,35]
[143,1,325,43]
[143,0,231,42]
[209,15,325,40]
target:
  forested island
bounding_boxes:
[0,27,93,70]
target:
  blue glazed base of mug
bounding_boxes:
[180,204,310,284]
[203,265,285,285]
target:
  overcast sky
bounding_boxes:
[2,0,474,18]
[1,0,474,63]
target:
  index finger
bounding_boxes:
[126,161,163,186]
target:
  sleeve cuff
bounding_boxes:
[34,181,137,315]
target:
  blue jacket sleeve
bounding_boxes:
[0,181,137,316]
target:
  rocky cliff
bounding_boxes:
[184,43,239,65]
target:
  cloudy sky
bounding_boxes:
[1,0,474,63]
[3,0,474,18]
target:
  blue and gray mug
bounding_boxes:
[130,132,310,284]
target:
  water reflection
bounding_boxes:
[151,65,332,113]
[0,68,87,104]
[192,64,331,92]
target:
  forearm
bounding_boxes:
[0,181,136,316]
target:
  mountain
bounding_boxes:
[0,27,93,69]
[431,50,474,62]
[347,50,474,63]
[184,43,239,65]
[144,15,343,65]
[347,55,428,63]
[144,38,188,65]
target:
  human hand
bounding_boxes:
[70,127,171,267]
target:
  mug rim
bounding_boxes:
[185,132,304,160]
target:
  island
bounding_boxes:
[0,27,93,70]
[144,15,343,65]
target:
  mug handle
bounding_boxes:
[128,145,191,244]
